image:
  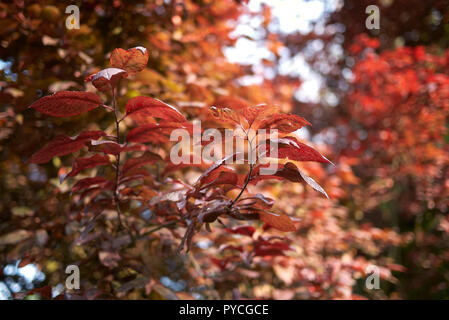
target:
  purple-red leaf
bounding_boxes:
[28,130,106,164]
[225,225,256,237]
[262,136,331,164]
[28,91,102,117]
[253,238,293,257]
[250,162,329,198]
[121,152,162,175]
[72,177,109,193]
[125,96,186,123]
[61,154,111,183]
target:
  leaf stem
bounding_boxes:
[229,134,254,208]
[111,87,134,242]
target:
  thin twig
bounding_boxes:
[228,133,254,208]
[111,87,135,243]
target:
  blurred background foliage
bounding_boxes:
[0,0,447,299]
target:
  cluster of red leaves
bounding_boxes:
[3,1,414,300]
[27,46,331,257]
[345,36,448,215]
[332,35,449,297]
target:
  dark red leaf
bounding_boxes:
[72,177,109,193]
[28,91,102,117]
[200,171,240,190]
[262,136,331,163]
[237,193,275,210]
[194,153,240,186]
[225,225,256,237]
[28,130,106,164]
[253,238,293,257]
[197,199,230,223]
[250,162,329,198]
[211,257,229,271]
[61,154,111,182]
[23,286,52,299]
[121,152,162,175]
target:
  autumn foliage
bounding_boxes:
[0,0,447,300]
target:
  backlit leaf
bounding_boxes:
[258,211,297,232]
[110,46,149,74]
[262,136,331,164]
[125,96,186,122]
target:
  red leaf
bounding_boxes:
[196,165,235,187]
[122,152,162,175]
[125,96,186,123]
[258,211,297,232]
[194,153,240,186]
[212,96,250,110]
[110,46,149,74]
[197,199,230,223]
[237,193,275,209]
[210,106,242,126]
[18,258,33,268]
[243,104,280,129]
[85,68,127,92]
[251,162,329,198]
[257,113,311,133]
[23,286,53,299]
[28,130,106,164]
[119,168,151,185]
[253,239,292,257]
[200,171,240,190]
[209,96,250,126]
[28,91,102,117]
[225,225,256,237]
[211,257,229,271]
[262,136,331,163]
[126,122,187,143]
[88,140,148,155]
[72,177,108,193]
[61,154,111,182]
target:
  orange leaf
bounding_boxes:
[110,46,149,74]
[259,211,297,232]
